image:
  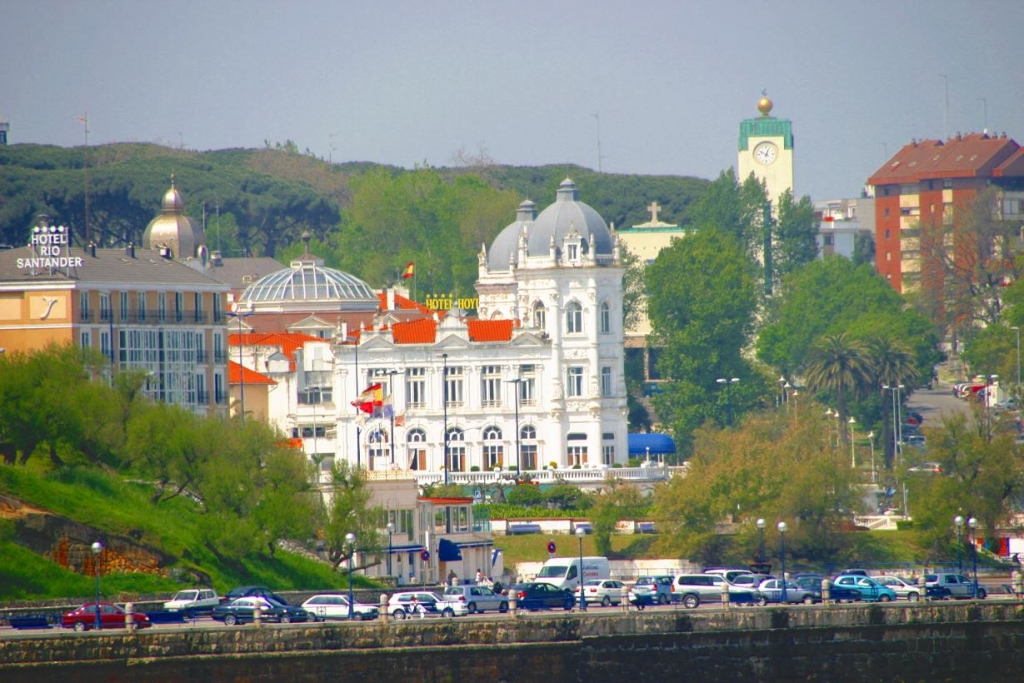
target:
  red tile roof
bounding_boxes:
[228,361,277,385]
[467,319,514,342]
[392,318,438,344]
[228,332,322,361]
[994,147,1024,177]
[868,133,1021,185]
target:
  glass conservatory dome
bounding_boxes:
[239,255,378,308]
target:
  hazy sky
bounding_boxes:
[3,1,1023,205]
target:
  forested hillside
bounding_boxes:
[0,143,708,295]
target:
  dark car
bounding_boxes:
[794,575,863,603]
[61,602,152,632]
[223,585,288,605]
[510,582,576,611]
[211,596,309,625]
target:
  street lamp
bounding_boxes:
[91,540,103,629]
[575,526,586,612]
[848,416,857,468]
[227,306,254,421]
[777,522,788,603]
[1012,326,1020,390]
[441,354,449,485]
[345,333,362,468]
[506,376,522,475]
[883,385,904,466]
[954,515,965,575]
[385,369,400,465]
[756,518,766,565]
[867,431,876,484]
[716,377,739,426]
[386,521,395,577]
[778,376,787,407]
[968,517,979,593]
[345,532,356,620]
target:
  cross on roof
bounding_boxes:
[647,201,661,223]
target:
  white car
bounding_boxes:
[574,579,627,606]
[387,591,469,619]
[163,588,221,615]
[873,576,923,601]
[302,594,379,621]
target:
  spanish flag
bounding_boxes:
[401,262,415,279]
[351,383,384,415]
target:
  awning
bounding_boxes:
[628,433,676,456]
[438,538,463,562]
[456,540,494,549]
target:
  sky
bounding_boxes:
[2,0,1023,205]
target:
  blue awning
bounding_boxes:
[438,538,463,562]
[628,433,676,456]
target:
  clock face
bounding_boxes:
[754,142,778,165]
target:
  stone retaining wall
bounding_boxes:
[1,602,1022,682]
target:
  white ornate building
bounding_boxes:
[247,179,629,477]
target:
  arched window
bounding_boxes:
[367,428,390,469]
[406,428,426,470]
[600,301,611,334]
[483,426,503,469]
[520,425,537,440]
[446,427,465,472]
[533,301,546,331]
[566,301,583,334]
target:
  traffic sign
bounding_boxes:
[421,550,430,561]
[547,540,557,554]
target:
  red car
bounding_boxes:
[61,602,152,632]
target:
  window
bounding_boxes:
[193,292,204,322]
[407,429,426,470]
[158,292,167,322]
[481,365,501,407]
[521,425,538,470]
[368,428,390,467]
[567,445,588,467]
[567,366,584,398]
[213,294,223,323]
[823,235,834,246]
[406,367,426,408]
[79,330,91,349]
[533,302,546,331]
[566,301,583,334]
[79,291,90,321]
[100,331,111,359]
[136,292,146,321]
[601,367,612,397]
[100,293,111,322]
[446,428,465,471]
[520,365,536,405]
[175,292,184,322]
[567,243,579,261]
[445,365,464,407]
[120,292,129,321]
[884,208,890,218]
[600,302,611,334]
[483,426,503,469]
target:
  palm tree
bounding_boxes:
[865,336,920,470]
[804,333,872,444]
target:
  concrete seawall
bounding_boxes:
[2,602,1022,682]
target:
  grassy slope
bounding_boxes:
[0,465,369,602]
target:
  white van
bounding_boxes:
[534,556,610,592]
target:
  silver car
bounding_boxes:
[756,579,816,605]
[574,579,627,606]
[442,585,509,613]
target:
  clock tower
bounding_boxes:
[737,94,794,208]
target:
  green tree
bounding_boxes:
[803,333,872,440]
[653,411,861,567]
[647,228,761,453]
[688,169,768,261]
[321,461,383,570]
[863,335,920,468]
[772,190,819,280]
[591,481,644,557]
[910,411,1024,556]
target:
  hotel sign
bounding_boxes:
[17,226,84,269]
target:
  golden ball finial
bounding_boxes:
[757,93,773,116]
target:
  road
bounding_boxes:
[906,379,970,427]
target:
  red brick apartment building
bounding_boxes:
[868,133,1024,298]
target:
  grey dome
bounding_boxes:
[530,179,612,256]
[240,255,377,307]
[486,200,536,270]
[487,179,612,271]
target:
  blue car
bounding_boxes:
[831,575,898,602]
[510,582,575,611]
